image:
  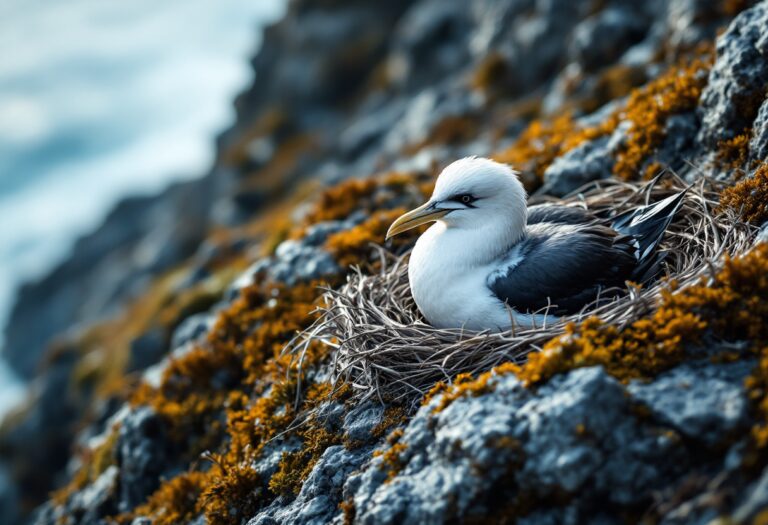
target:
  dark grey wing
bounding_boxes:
[487,223,637,315]
[527,204,599,226]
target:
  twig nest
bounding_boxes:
[291,176,755,409]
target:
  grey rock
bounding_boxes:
[541,131,621,196]
[127,327,167,372]
[665,0,727,52]
[170,312,213,350]
[250,446,371,525]
[653,112,700,172]
[115,407,170,513]
[0,463,19,525]
[698,1,768,148]
[343,402,386,445]
[734,463,768,523]
[628,360,752,447]
[255,240,340,286]
[387,0,470,90]
[750,96,768,164]
[571,6,649,72]
[349,367,687,524]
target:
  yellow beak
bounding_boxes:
[386,201,448,239]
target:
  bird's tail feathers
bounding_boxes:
[611,189,687,283]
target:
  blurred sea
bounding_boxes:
[0,0,284,419]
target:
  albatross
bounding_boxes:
[386,157,685,331]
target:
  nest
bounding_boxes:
[290,175,756,409]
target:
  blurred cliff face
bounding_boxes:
[0,0,284,347]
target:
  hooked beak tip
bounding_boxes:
[385,201,447,240]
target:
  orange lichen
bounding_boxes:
[122,471,207,525]
[298,173,422,228]
[426,364,521,412]
[493,113,615,190]
[269,422,342,496]
[370,406,407,439]
[722,0,756,16]
[405,115,480,154]
[200,462,263,525]
[585,64,649,113]
[373,428,408,481]
[718,164,768,224]
[716,132,751,171]
[491,51,711,187]
[612,54,711,180]
[325,208,422,267]
[340,499,356,525]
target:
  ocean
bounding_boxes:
[0,0,284,419]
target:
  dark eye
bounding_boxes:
[459,194,474,204]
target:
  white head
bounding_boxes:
[387,157,528,245]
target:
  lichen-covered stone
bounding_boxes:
[115,408,171,513]
[698,2,768,148]
[348,367,692,524]
[4,1,768,524]
[541,133,619,196]
[628,360,752,447]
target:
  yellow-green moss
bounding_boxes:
[718,164,768,224]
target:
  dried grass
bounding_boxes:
[289,175,756,409]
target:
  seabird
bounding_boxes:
[386,157,685,331]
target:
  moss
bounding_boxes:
[200,462,264,525]
[122,471,207,525]
[269,421,342,496]
[491,50,711,187]
[718,163,768,225]
[716,132,752,171]
[52,425,120,505]
[612,53,712,180]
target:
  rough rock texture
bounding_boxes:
[2,1,768,525]
[698,2,768,148]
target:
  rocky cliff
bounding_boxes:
[3,0,768,524]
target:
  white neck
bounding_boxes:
[419,211,526,269]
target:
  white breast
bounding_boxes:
[408,223,556,331]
